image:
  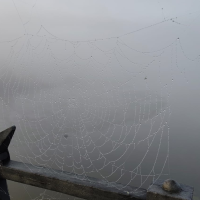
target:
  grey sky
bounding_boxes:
[0,0,200,39]
[0,1,200,199]
[0,0,199,130]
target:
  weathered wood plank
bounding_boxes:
[0,160,147,200]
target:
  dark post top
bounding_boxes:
[0,126,16,164]
[0,126,16,200]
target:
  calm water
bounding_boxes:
[1,72,199,200]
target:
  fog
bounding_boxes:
[0,1,200,199]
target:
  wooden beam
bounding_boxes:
[0,160,147,200]
[0,126,194,200]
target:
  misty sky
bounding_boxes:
[0,0,200,199]
[0,0,200,39]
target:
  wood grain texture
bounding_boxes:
[0,160,147,200]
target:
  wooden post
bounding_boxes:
[0,178,10,200]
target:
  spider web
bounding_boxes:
[0,1,199,200]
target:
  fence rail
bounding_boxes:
[0,126,194,200]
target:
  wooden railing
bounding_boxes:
[0,126,194,200]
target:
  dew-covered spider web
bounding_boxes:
[0,1,200,200]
